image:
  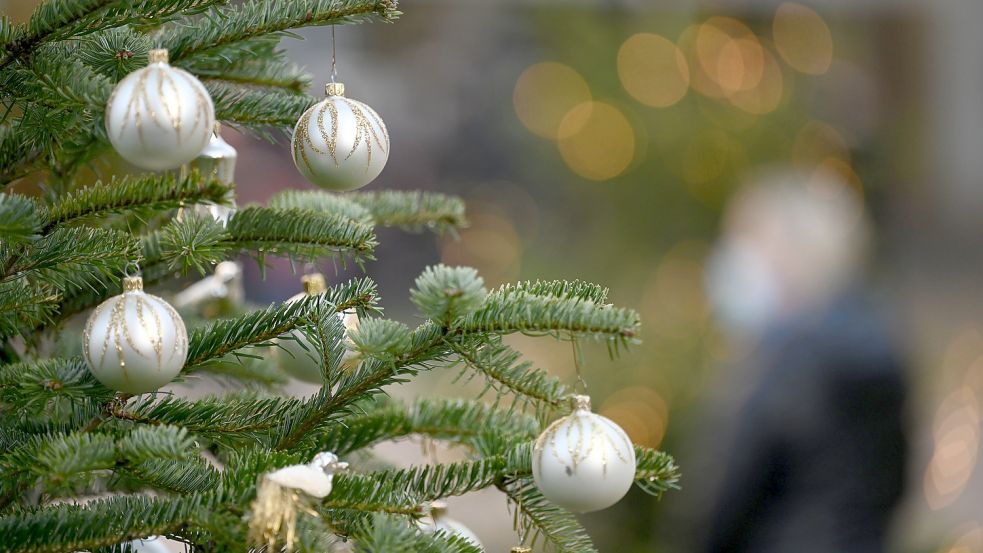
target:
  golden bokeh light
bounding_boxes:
[643,241,710,338]
[773,2,834,75]
[678,17,785,115]
[924,386,980,510]
[696,18,764,95]
[727,47,785,115]
[557,101,635,181]
[617,33,690,108]
[441,209,522,287]
[600,386,670,448]
[938,526,983,553]
[793,120,850,168]
[513,62,592,140]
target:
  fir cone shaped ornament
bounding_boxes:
[105,48,215,170]
[188,122,237,225]
[274,273,360,383]
[291,82,389,191]
[82,272,188,393]
[419,501,483,550]
[532,394,636,513]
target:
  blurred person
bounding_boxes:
[693,168,908,553]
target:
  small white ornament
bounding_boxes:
[419,501,483,550]
[291,82,389,191]
[188,123,238,225]
[248,451,348,550]
[83,275,188,394]
[532,395,636,513]
[127,536,170,553]
[105,48,215,171]
[275,273,360,383]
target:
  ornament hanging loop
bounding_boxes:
[124,261,142,278]
[330,25,339,83]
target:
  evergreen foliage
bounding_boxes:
[0,0,678,551]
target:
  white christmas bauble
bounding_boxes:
[83,276,188,393]
[105,48,215,171]
[274,274,360,383]
[127,536,170,553]
[419,502,483,550]
[291,82,389,191]
[532,395,636,513]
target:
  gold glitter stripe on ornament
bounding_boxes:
[114,64,210,151]
[534,411,633,478]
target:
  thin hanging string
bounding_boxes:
[330,26,338,83]
[571,338,589,395]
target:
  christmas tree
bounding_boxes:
[0,1,678,551]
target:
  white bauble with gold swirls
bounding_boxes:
[291,82,389,191]
[274,273,361,383]
[105,48,215,170]
[82,276,188,393]
[532,395,636,513]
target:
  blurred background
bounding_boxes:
[7,0,983,551]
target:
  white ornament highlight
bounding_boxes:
[127,536,170,553]
[275,273,360,383]
[105,48,215,171]
[82,276,188,394]
[291,82,389,191]
[188,123,238,225]
[419,501,483,550]
[532,395,636,513]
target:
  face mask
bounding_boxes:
[705,239,783,337]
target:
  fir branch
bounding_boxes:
[0,493,203,553]
[44,173,232,231]
[225,206,377,263]
[207,80,315,132]
[0,193,42,243]
[274,323,453,450]
[77,27,153,82]
[268,190,373,224]
[503,478,597,553]
[116,456,221,495]
[308,397,539,457]
[196,56,310,94]
[140,213,228,276]
[411,265,487,325]
[1,0,225,69]
[0,226,135,289]
[492,279,609,304]
[184,277,377,370]
[347,190,468,233]
[449,337,569,411]
[2,43,113,111]
[0,280,59,340]
[0,357,114,411]
[455,290,641,347]
[633,446,681,497]
[119,394,297,448]
[166,0,400,64]
[0,425,195,496]
[348,318,412,360]
[352,513,482,553]
[270,189,470,234]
